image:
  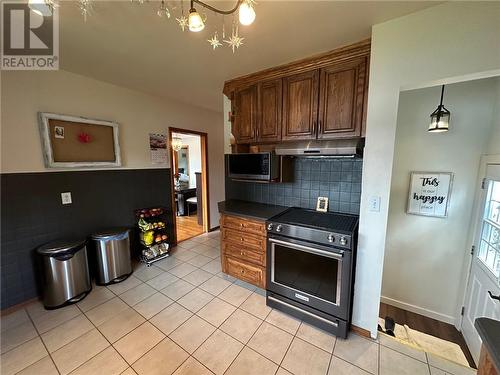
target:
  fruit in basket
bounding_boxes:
[155,235,162,243]
[138,218,151,231]
[161,234,168,240]
[143,230,154,246]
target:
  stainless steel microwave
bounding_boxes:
[226,152,280,181]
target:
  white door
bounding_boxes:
[462,163,500,363]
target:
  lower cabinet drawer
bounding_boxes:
[222,228,265,251]
[221,215,266,236]
[223,242,266,267]
[224,256,265,289]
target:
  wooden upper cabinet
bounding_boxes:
[233,85,257,144]
[317,58,367,139]
[282,70,319,141]
[256,79,282,143]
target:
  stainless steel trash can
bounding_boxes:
[91,228,132,285]
[37,239,91,309]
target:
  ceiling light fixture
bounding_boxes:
[188,4,205,32]
[157,0,171,18]
[172,137,183,152]
[82,0,257,53]
[239,0,256,26]
[428,85,451,133]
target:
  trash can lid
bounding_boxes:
[91,227,130,240]
[37,239,87,256]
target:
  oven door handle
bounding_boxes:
[269,238,344,259]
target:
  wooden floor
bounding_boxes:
[379,302,476,368]
[176,214,204,242]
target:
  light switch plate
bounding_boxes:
[61,192,72,205]
[369,196,380,212]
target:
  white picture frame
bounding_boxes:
[38,112,121,168]
[407,171,453,218]
[316,197,329,212]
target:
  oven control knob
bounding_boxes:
[267,223,274,231]
[276,225,283,233]
[339,236,348,246]
[327,234,335,243]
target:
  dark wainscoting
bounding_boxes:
[1,168,173,309]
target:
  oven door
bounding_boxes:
[267,235,351,319]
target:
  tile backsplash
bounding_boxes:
[225,158,362,214]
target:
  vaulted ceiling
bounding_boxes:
[59,1,437,112]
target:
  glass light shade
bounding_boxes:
[29,0,52,16]
[428,108,450,133]
[239,1,255,25]
[188,8,204,32]
[172,137,183,152]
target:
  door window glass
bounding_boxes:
[478,180,500,279]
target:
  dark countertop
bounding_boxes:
[475,317,500,370]
[218,199,288,221]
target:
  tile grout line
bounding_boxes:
[20,306,62,375]
[4,237,220,374]
[67,299,132,374]
[218,287,268,375]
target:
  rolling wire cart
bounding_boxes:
[135,207,170,266]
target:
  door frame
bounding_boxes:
[457,154,500,330]
[168,127,210,245]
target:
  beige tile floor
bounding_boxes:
[1,230,477,375]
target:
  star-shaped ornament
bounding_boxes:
[176,15,188,31]
[208,31,222,50]
[224,32,244,53]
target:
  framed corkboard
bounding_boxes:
[39,112,121,168]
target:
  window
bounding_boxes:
[478,180,500,279]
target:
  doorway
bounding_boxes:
[379,76,500,369]
[168,128,210,243]
[461,160,500,363]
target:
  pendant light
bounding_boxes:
[428,85,450,133]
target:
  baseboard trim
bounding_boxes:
[351,324,372,339]
[209,225,220,232]
[381,296,456,325]
[1,297,39,315]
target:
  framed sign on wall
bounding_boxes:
[39,112,121,168]
[407,172,453,218]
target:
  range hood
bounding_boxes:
[275,139,364,157]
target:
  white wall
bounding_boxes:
[487,80,500,154]
[382,79,498,324]
[357,2,500,337]
[1,70,224,228]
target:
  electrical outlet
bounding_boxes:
[369,196,380,212]
[61,192,72,205]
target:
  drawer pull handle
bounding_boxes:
[240,223,244,227]
[240,251,244,256]
[240,237,244,241]
[241,269,245,274]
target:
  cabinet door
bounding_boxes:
[318,58,367,139]
[282,70,319,141]
[257,79,282,143]
[233,85,257,143]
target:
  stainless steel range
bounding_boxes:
[266,207,358,338]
